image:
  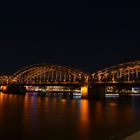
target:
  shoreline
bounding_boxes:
[123,131,140,140]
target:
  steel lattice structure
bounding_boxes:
[1,61,140,85]
[92,61,140,83]
[8,64,89,84]
[0,75,10,84]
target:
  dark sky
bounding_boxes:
[0,2,140,74]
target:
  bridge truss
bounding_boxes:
[0,75,10,84]
[1,61,140,85]
[92,61,140,83]
[8,64,89,85]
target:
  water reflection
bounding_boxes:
[0,93,5,124]
[78,100,90,138]
[1,93,140,139]
[94,101,104,125]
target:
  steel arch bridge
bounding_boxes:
[8,64,90,85]
[92,61,140,83]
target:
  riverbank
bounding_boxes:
[123,131,140,140]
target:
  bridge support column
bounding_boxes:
[81,85,88,99]
[88,85,105,99]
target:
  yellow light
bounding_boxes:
[81,86,88,98]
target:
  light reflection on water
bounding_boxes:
[0,93,140,140]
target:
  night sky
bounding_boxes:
[0,2,140,74]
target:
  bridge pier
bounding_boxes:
[88,85,105,99]
[0,85,8,92]
[1,85,26,95]
[81,85,88,98]
[81,85,106,99]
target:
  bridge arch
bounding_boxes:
[8,64,90,84]
[92,61,140,83]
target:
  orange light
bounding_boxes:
[1,86,7,92]
[81,86,88,98]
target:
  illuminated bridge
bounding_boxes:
[92,61,140,84]
[0,61,140,85]
[7,64,90,85]
[1,61,140,98]
[1,61,140,85]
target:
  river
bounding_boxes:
[0,93,140,140]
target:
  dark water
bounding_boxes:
[1,93,140,140]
